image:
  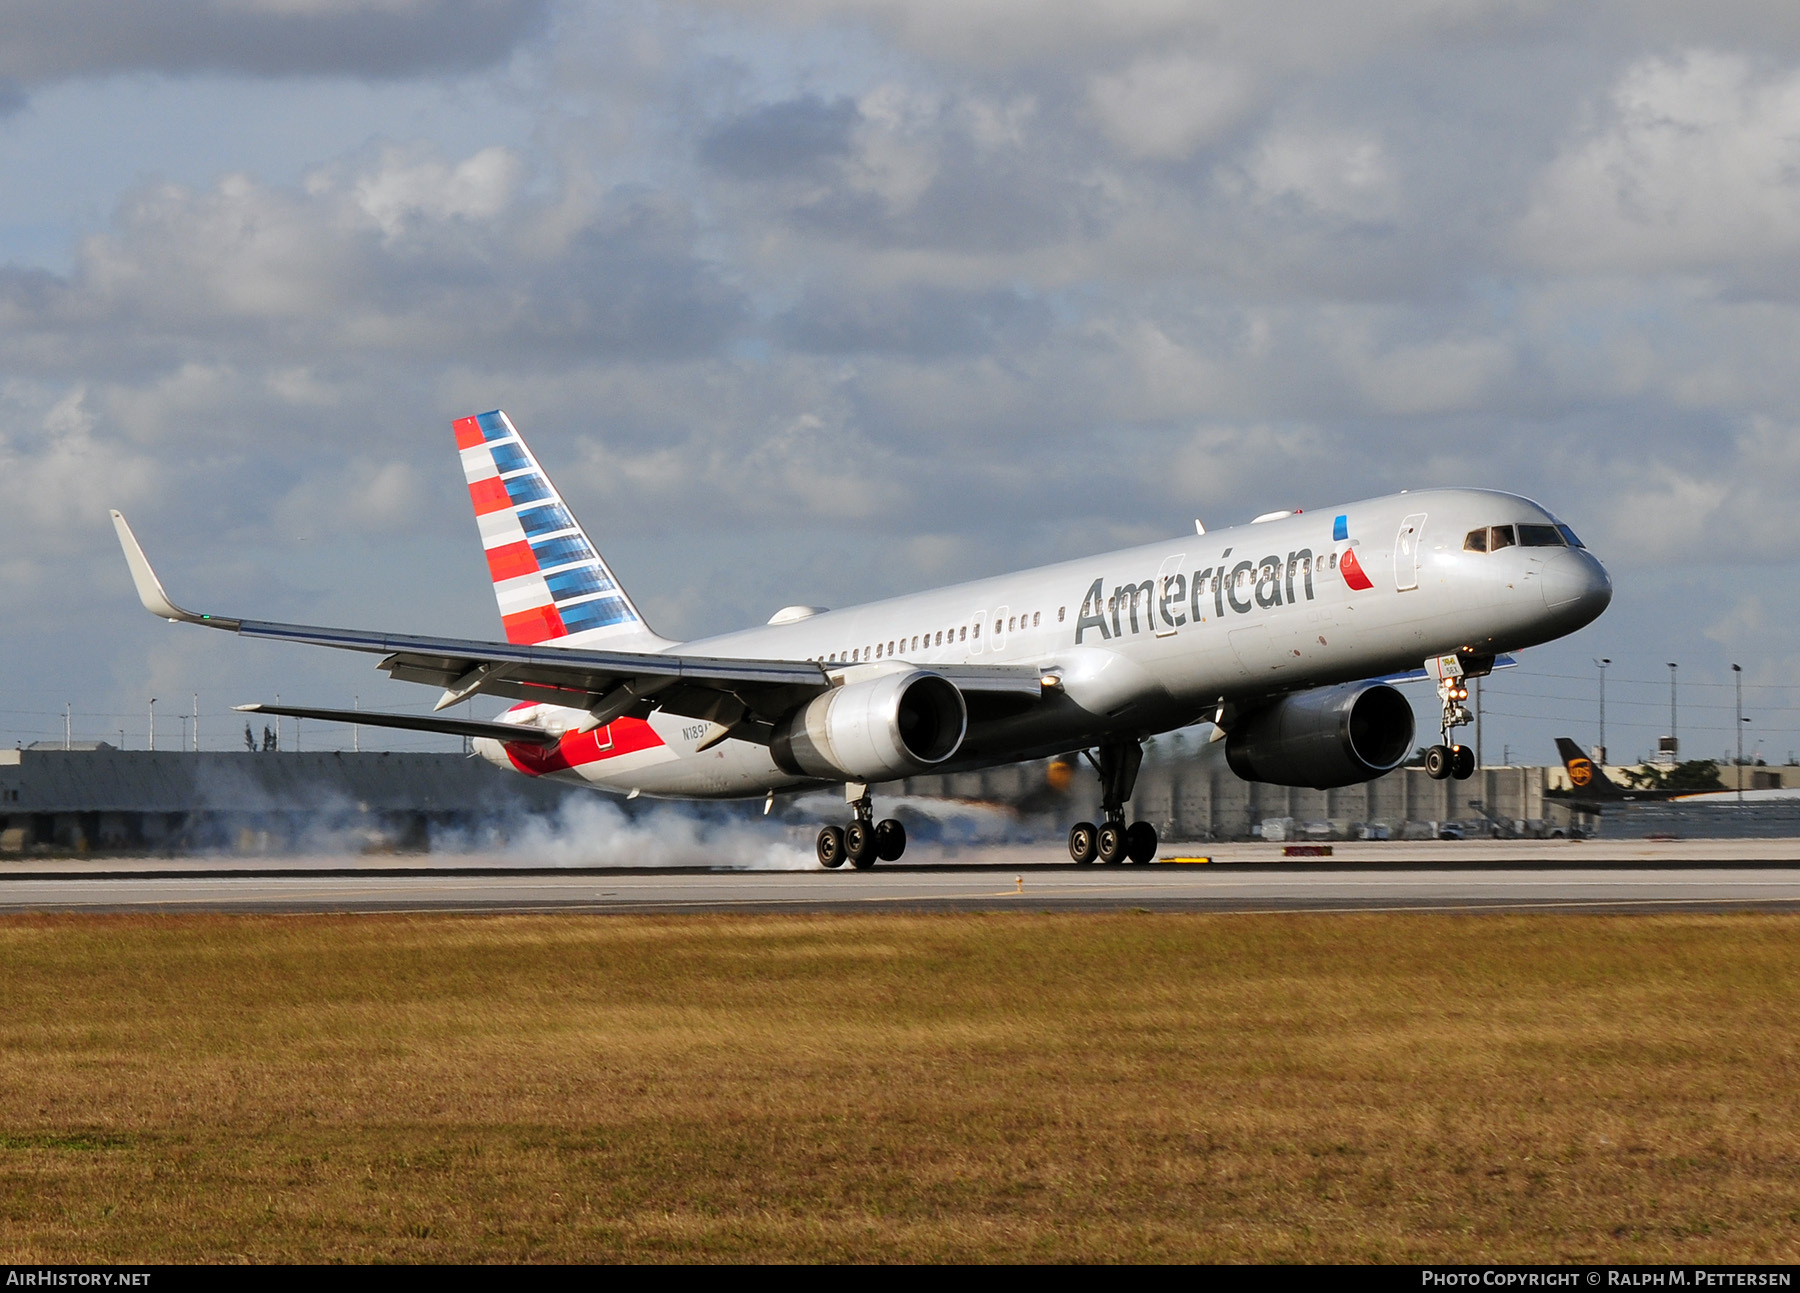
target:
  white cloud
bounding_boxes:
[351,145,525,239]
[1234,126,1400,222]
[1349,335,1513,415]
[1089,55,1253,160]
[1519,51,1800,272]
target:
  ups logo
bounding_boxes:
[1568,758,1594,787]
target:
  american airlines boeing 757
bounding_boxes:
[111,410,1612,867]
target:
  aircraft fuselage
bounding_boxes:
[480,487,1610,798]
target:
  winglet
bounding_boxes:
[110,510,233,628]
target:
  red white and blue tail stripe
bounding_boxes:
[453,410,658,647]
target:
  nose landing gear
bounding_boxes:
[1068,739,1159,864]
[1423,652,1487,781]
[817,782,907,869]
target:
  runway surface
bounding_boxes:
[6,857,1800,914]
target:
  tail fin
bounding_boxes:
[1554,738,1619,796]
[453,410,669,649]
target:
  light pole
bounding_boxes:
[1667,662,1678,765]
[1594,658,1611,765]
[1733,664,1745,805]
[148,697,156,752]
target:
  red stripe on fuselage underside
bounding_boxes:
[505,718,665,776]
[468,474,512,515]
[453,416,485,450]
[502,603,565,644]
[1339,546,1375,591]
[485,539,537,582]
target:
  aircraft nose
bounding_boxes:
[1541,549,1612,626]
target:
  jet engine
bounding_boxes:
[1225,682,1415,790]
[771,669,967,782]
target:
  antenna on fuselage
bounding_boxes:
[1194,518,1206,535]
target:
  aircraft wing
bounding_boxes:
[114,511,1050,738]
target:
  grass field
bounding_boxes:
[2,911,1799,1263]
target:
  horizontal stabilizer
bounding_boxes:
[232,703,562,746]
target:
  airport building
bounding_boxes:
[906,757,1580,842]
[2,743,1790,856]
[0,745,581,855]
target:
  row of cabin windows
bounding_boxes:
[1463,523,1583,553]
[812,610,1049,665]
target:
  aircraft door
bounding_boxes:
[971,609,987,655]
[991,605,1008,653]
[1394,513,1427,592]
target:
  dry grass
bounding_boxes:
[1,911,1799,1262]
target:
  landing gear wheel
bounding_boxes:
[874,818,907,862]
[817,825,846,869]
[845,820,877,869]
[1097,823,1127,864]
[1424,744,1452,780]
[1069,821,1098,864]
[1125,821,1159,864]
[1451,745,1476,780]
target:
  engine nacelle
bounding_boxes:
[1225,682,1415,790]
[770,670,967,782]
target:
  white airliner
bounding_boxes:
[112,410,1612,867]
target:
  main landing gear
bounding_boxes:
[817,783,907,870]
[1423,654,1481,782]
[1068,739,1159,864]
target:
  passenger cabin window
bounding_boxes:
[1058,607,1066,622]
[1464,528,1488,552]
[1329,553,1338,569]
[1489,525,1517,550]
[1518,524,1565,547]
[1033,612,1041,627]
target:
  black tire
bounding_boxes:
[1424,744,1451,780]
[874,818,907,861]
[817,825,846,869]
[1125,821,1158,863]
[845,820,877,869]
[1097,824,1127,864]
[1069,822,1098,864]
[1451,744,1476,780]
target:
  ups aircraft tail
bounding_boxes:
[1554,737,1621,797]
[453,410,672,651]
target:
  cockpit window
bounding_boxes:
[1556,523,1584,549]
[1518,524,1565,547]
[1489,525,1517,550]
[1463,528,1488,553]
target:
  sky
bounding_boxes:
[1,0,1796,768]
